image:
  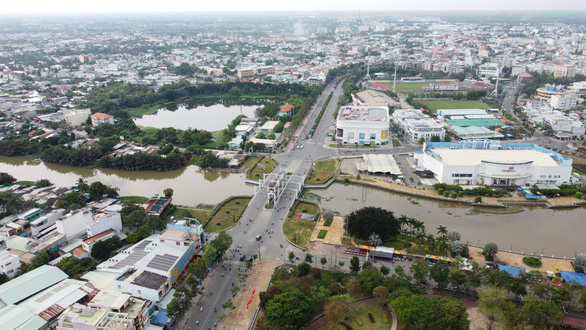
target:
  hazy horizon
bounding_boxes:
[2,0,586,14]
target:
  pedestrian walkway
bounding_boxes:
[224,260,247,266]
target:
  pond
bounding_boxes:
[133,104,259,130]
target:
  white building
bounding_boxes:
[335,106,390,145]
[567,81,586,97]
[64,109,91,127]
[86,213,122,237]
[392,109,445,141]
[90,112,115,126]
[478,64,500,77]
[352,90,400,108]
[413,141,573,186]
[550,94,578,111]
[0,250,21,278]
[30,209,65,238]
[56,209,94,241]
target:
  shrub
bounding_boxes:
[324,218,333,226]
[344,178,350,184]
[438,188,444,195]
[451,192,457,198]
[383,313,388,323]
[355,316,364,326]
[457,191,463,197]
[356,174,361,180]
[523,256,543,268]
[443,191,450,197]
[474,196,482,203]
[317,230,327,239]
[577,192,583,199]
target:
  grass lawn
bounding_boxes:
[341,237,354,247]
[171,207,212,223]
[120,196,149,204]
[417,100,490,113]
[306,159,338,185]
[202,130,228,149]
[125,104,160,117]
[248,157,278,180]
[243,156,261,170]
[387,83,429,91]
[349,305,391,330]
[392,139,402,147]
[283,202,319,248]
[205,197,251,232]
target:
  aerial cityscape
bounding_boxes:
[0,5,586,330]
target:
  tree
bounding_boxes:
[358,268,384,293]
[575,253,586,271]
[391,295,469,330]
[350,256,361,273]
[437,225,448,238]
[91,236,121,260]
[478,285,514,330]
[143,215,164,233]
[163,188,174,198]
[304,253,313,263]
[320,257,327,267]
[32,252,50,269]
[450,241,464,256]
[346,206,400,241]
[210,231,233,258]
[373,286,389,306]
[518,295,562,328]
[380,265,390,276]
[430,135,441,142]
[288,251,295,263]
[448,231,461,242]
[124,209,146,228]
[265,289,313,329]
[325,295,352,325]
[430,261,450,288]
[410,259,430,284]
[0,172,16,186]
[297,262,311,277]
[202,244,218,263]
[323,210,334,222]
[346,278,361,297]
[484,242,499,260]
[368,233,382,246]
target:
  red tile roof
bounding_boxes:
[83,229,116,244]
[91,112,112,118]
[279,104,294,112]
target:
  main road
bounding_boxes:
[185,78,344,329]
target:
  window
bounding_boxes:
[359,133,365,139]
[176,242,180,246]
[370,133,376,140]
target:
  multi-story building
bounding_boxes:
[392,109,445,141]
[550,94,578,111]
[64,109,91,127]
[478,64,500,77]
[335,106,390,145]
[553,63,575,78]
[237,66,275,79]
[413,141,573,186]
[90,112,114,126]
[536,84,566,102]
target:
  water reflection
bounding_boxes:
[320,183,586,256]
[0,157,252,205]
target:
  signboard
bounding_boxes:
[297,213,315,220]
[381,130,389,139]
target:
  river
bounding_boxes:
[318,183,586,257]
[1,157,585,256]
[0,157,253,206]
[133,104,258,130]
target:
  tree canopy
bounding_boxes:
[346,206,400,241]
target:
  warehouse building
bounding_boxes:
[413,141,573,186]
[335,106,389,145]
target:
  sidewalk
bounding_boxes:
[220,258,278,329]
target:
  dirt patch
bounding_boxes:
[339,157,362,176]
[468,246,574,272]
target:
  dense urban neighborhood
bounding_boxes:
[0,10,586,330]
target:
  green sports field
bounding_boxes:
[386,83,429,91]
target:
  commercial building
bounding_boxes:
[237,66,275,79]
[356,154,402,176]
[413,141,573,186]
[90,112,114,126]
[352,90,400,108]
[567,81,586,97]
[553,63,575,78]
[478,64,500,77]
[335,106,390,145]
[536,84,566,103]
[392,109,445,141]
[550,94,578,111]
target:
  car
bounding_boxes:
[300,145,304,149]
[240,255,246,261]
[256,235,262,241]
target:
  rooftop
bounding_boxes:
[432,149,560,167]
[0,265,67,305]
[337,106,388,122]
[91,112,112,118]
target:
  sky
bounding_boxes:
[2,0,586,14]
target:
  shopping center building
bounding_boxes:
[413,141,573,186]
[335,106,390,145]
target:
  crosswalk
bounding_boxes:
[224,260,247,266]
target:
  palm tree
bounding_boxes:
[437,225,448,238]
[398,215,409,235]
[412,220,426,236]
[427,235,437,252]
[77,177,89,192]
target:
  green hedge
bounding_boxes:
[317,230,327,239]
[324,217,333,226]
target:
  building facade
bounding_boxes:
[392,109,445,141]
[335,106,390,145]
[413,141,573,186]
